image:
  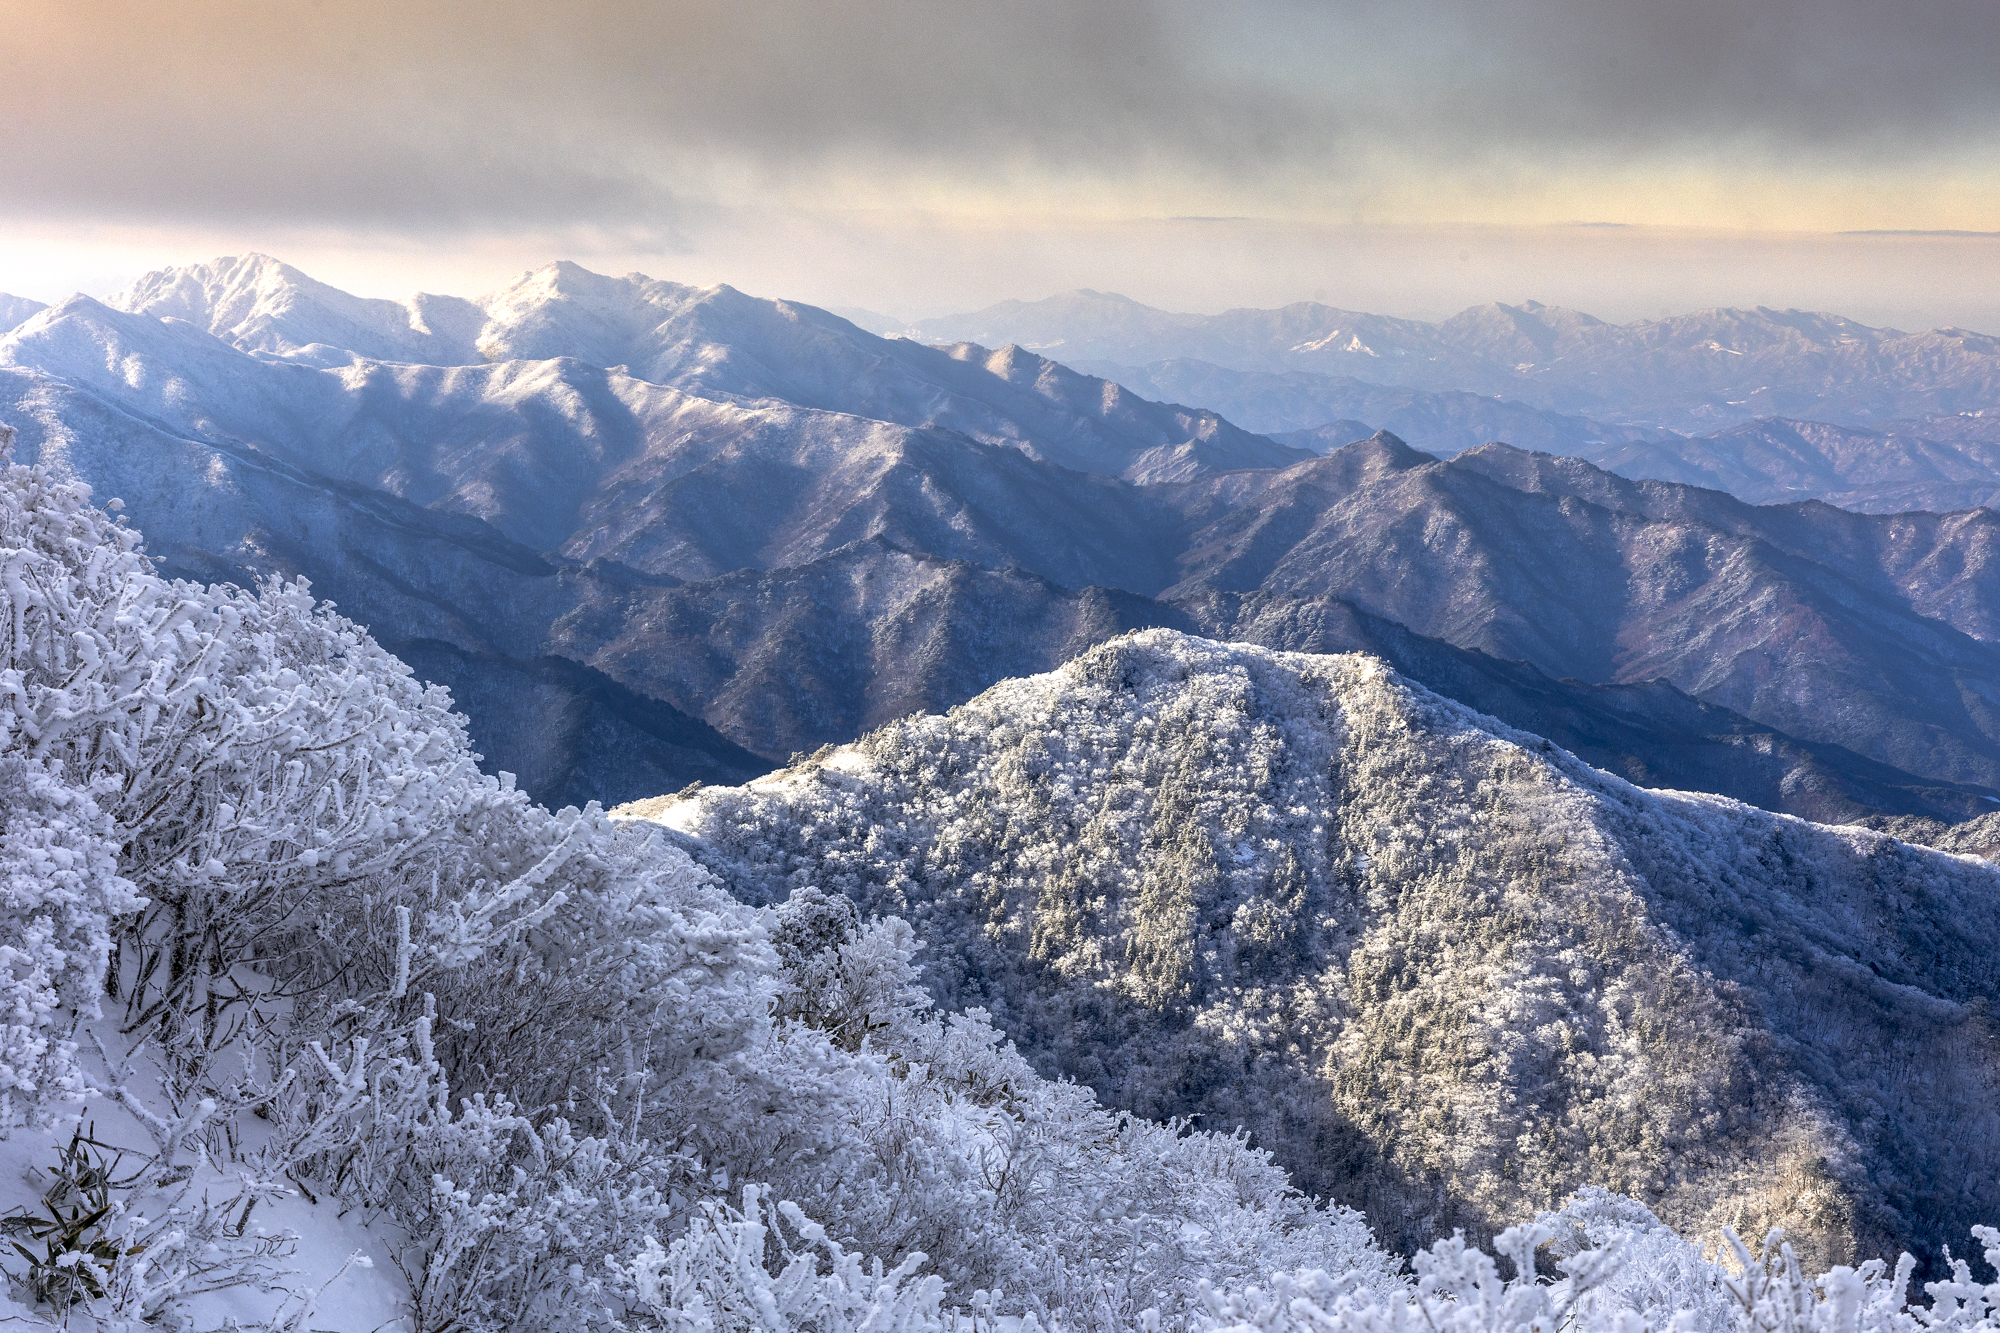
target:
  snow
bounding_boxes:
[0,437,1421,1330]
[11,254,2000,1329]
[655,627,2000,1273]
[65,255,1310,487]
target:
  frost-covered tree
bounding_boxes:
[0,423,1403,1330]
[641,630,2000,1274]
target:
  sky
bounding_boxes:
[4,0,2000,327]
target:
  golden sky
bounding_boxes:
[3,0,1998,324]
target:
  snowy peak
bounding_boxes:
[108,252,487,365]
[0,293,45,335]
[472,261,708,367]
[110,252,316,330]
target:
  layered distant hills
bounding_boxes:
[859,291,2000,512]
[5,255,2000,825]
[870,290,2000,431]
[12,255,2000,1278]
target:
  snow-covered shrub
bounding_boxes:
[1197,1219,1626,1333]
[0,758,136,1123]
[772,886,929,1050]
[607,1185,949,1333]
[760,901,1406,1327]
[0,429,1409,1329]
[1193,1216,2000,1333]
[1537,1188,1736,1333]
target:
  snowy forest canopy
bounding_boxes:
[4,421,2000,1333]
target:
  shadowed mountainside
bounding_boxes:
[11,257,2000,820]
[639,630,2000,1272]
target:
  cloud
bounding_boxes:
[2,0,1997,230]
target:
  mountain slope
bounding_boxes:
[639,630,2000,1270]
[1071,356,1669,456]
[549,539,1193,761]
[1154,435,2000,790]
[105,257,1303,483]
[389,638,769,807]
[0,294,45,334]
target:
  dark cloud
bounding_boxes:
[1,0,1994,229]
[1307,0,2000,156]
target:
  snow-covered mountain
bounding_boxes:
[1570,415,2000,513]
[905,291,2000,431]
[636,628,2000,1271]
[11,255,2000,823]
[0,293,45,334]
[103,254,1304,483]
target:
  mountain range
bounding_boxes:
[5,255,2000,829]
[1074,356,1669,458]
[1565,415,2000,514]
[870,291,2000,431]
[12,252,2000,1285]
[103,255,1303,484]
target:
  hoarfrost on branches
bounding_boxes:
[654,629,2000,1272]
[0,426,1399,1328]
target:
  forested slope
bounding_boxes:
[643,630,2000,1272]
[0,427,1403,1329]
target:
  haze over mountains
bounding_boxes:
[1569,415,2000,513]
[872,291,2000,431]
[845,293,2000,516]
[5,253,2000,830]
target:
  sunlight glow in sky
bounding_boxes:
[4,0,1999,325]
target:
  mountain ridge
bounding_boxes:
[14,257,2000,822]
[100,255,1303,484]
[639,628,2000,1269]
[900,290,2000,430]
